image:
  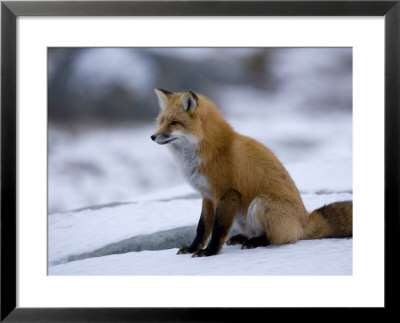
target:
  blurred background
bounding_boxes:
[48,48,352,214]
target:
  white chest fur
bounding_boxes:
[169,135,211,199]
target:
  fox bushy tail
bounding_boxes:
[303,201,352,240]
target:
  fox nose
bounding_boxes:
[151,135,156,141]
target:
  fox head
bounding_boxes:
[151,89,203,145]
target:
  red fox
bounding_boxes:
[151,89,352,257]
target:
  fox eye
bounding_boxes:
[170,121,180,125]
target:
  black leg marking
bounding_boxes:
[241,235,269,249]
[226,234,248,245]
[177,216,205,254]
[193,190,241,257]
[193,216,224,257]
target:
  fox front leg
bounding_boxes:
[193,189,241,257]
[177,198,214,254]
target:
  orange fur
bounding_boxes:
[152,89,352,255]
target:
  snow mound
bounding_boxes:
[49,238,352,276]
[48,187,352,275]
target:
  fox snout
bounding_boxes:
[151,134,175,145]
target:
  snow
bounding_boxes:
[48,185,352,275]
[48,123,182,213]
[49,238,352,275]
[48,197,200,266]
[71,48,155,96]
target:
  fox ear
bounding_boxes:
[154,88,172,109]
[181,91,198,114]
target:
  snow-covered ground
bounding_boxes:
[48,156,352,275]
[49,238,352,275]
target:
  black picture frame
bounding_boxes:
[1,0,399,321]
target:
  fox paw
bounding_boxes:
[192,248,218,257]
[226,234,248,245]
[241,235,269,249]
[177,246,196,255]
